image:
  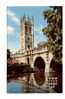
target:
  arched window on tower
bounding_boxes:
[25,22,28,33]
[28,45,30,49]
[29,26,31,33]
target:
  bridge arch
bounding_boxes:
[33,56,45,86]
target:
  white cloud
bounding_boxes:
[7,9,19,24]
[7,26,15,34]
[7,9,15,17]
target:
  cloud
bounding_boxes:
[7,9,19,24]
[7,26,15,34]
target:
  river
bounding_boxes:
[7,79,55,93]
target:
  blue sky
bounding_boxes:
[7,6,49,52]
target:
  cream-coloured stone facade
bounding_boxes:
[20,16,33,52]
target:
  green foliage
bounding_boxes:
[42,7,62,64]
[7,63,35,74]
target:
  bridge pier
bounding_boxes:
[45,62,50,85]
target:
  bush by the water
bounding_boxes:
[7,63,35,80]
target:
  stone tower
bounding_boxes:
[20,16,34,52]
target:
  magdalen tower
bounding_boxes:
[20,16,34,52]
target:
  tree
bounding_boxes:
[42,6,62,64]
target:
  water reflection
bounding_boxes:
[7,79,55,93]
[7,80,25,93]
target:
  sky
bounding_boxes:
[7,6,49,52]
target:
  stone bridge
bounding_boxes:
[11,47,62,93]
[11,47,55,88]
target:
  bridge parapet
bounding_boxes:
[11,46,48,58]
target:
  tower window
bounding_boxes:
[29,26,31,33]
[28,37,30,41]
[25,22,28,32]
[25,25,28,32]
[28,45,30,49]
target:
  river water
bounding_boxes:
[7,79,55,93]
